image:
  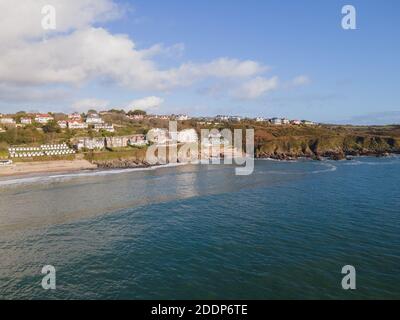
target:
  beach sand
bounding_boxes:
[0,159,97,177]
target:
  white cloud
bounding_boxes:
[0,0,304,108]
[72,98,110,112]
[291,75,310,86]
[234,76,279,100]
[126,96,164,111]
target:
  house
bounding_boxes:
[94,123,115,133]
[270,118,282,125]
[256,117,266,122]
[281,118,290,125]
[20,118,32,125]
[215,115,230,121]
[86,113,104,124]
[68,113,82,121]
[105,136,130,148]
[68,121,88,130]
[74,138,105,150]
[291,120,302,125]
[35,114,54,124]
[0,159,13,166]
[229,116,242,122]
[57,120,68,129]
[177,129,198,143]
[128,134,148,146]
[176,114,190,121]
[0,118,16,125]
[302,120,316,126]
[147,128,169,144]
[128,114,145,121]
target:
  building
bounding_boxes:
[291,120,302,125]
[0,118,16,125]
[94,123,115,133]
[68,121,88,130]
[128,114,145,121]
[176,114,190,121]
[68,113,82,121]
[20,118,32,125]
[86,113,104,124]
[9,144,75,158]
[270,118,282,125]
[302,120,316,126]
[128,134,148,146]
[106,136,129,148]
[0,159,13,166]
[282,118,290,125]
[35,114,54,124]
[177,129,198,143]
[74,138,105,150]
[57,120,68,129]
[229,116,242,122]
[215,115,230,121]
[147,128,169,144]
[256,117,266,122]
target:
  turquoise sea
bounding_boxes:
[0,157,399,299]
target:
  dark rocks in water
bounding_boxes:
[328,153,345,161]
[376,152,390,158]
[313,155,323,161]
[94,159,151,169]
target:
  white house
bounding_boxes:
[147,128,169,144]
[0,118,16,125]
[177,129,198,143]
[215,115,229,121]
[74,138,105,150]
[20,118,32,125]
[256,117,266,122]
[57,120,68,129]
[35,114,54,124]
[282,118,290,125]
[86,114,104,124]
[230,116,242,122]
[68,113,82,121]
[94,123,115,132]
[128,134,148,146]
[270,118,282,125]
[176,114,190,121]
[291,120,302,125]
[68,121,88,130]
[302,120,316,126]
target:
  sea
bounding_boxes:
[0,157,399,299]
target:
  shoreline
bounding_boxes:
[0,159,97,179]
[1,152,399,181]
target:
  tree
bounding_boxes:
[128,109,147,116]
[43,121,60,134]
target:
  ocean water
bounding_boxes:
[0,157,399,299]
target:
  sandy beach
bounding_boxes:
[0,159,97,177]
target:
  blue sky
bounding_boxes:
[0,0,399,124]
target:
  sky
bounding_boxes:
[0,0,399,124]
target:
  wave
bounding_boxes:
[311,163,337,173]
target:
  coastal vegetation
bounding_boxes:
[1,110,400,164]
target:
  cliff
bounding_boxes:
[254,125,400,160]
